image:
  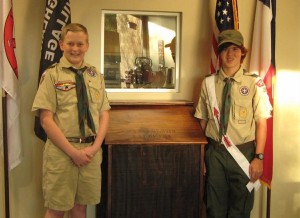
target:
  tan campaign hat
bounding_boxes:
[218,29,244,47]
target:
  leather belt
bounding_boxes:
[67,136,96,143]
[207,138,254,148]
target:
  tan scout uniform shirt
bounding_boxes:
[32,56,111,137]
[194,67,272,145]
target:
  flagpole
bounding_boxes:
[2,89,10,218]
[267,188,271,218]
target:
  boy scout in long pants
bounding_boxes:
[194,30,272,218]
[32,23,110,218]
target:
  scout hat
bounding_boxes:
[217,29,244,48]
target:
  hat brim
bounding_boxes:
[218,39,243,47]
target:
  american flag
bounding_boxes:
[210,0,239,74]
[249,0,276,188]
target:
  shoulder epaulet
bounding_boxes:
[86,64,97,70]
[46,62,58,70]
[243,69,258,77]
[84,62,94,68]
[205,70,219,77]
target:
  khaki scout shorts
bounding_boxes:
[43,140,102,211]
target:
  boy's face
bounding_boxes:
[220,44,242,71]
[59,31,89,68]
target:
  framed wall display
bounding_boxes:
[100,10,181,92]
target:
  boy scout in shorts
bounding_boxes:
[194,30,272,218]
[32,23,110,218]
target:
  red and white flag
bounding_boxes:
[0,0,22,170]
[249,0,276,188]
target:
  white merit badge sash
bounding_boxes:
[206,75,261,192]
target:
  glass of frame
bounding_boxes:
[100,10,181,92]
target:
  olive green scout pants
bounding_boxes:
[204,138,255,218]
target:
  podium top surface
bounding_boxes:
[105,101,207,145]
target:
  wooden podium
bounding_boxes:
[97,101,207,218]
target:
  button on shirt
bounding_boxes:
[32,56,111,137]
[194,67,272,145]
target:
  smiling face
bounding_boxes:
[59,30,89,68]
[220,44,243,76]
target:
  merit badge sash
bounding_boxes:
[206,75,261,192]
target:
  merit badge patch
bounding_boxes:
[240,86,249,96]
[55,81,76,91]
[87,68,96,77]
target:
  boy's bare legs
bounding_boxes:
[45,209,64,218]
[70,204,87,218]
[44,204,86,218]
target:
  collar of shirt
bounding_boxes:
[59,56,89,71]
[217,67,244,84]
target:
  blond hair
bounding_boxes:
[60,23,89,42]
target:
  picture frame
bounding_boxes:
[100,10,181,92]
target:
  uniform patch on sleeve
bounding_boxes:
[39,71,47,85]
[256,79,265,87]
[39,74,45,85]
[55,81,76,91]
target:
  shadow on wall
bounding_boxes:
[274,182,300,217]
[192,77,204,109]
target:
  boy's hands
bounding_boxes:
[71,146,97,167]
[71,149,92,167]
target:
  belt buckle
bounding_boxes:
[79,138,82,143]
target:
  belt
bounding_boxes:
[207,138,254,148]
[67,136,96,143]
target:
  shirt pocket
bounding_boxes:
[233,100,253,124]
[88,81,102,103]
[55,81,77,106]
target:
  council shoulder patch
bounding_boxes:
[256,79,265,87]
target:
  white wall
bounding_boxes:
[272,0,300,217]
[0,0,299,217]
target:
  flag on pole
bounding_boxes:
[0,0,22,170]
[249,0,276,188]
[34,0,71,141]
[210,0,239,74]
